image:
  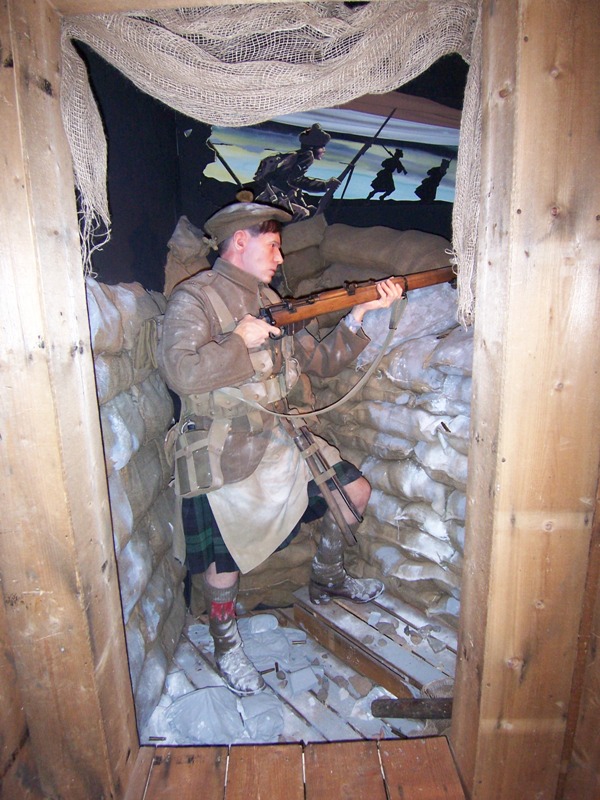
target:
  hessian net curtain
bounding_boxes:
[61,0,482,325]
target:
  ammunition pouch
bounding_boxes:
[171,418,231,498]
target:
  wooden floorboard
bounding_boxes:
[144,747,227,800]
[304,740,387,800]
[140,739,466,800]
[380,738,466,799]
[226,744,304,800]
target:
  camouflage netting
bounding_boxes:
[61,0,481,325]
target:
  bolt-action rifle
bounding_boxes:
[260,265,455,335]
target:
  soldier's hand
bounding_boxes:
[234,314,280,348]
[326,178,341,189]
[349,279,404,324]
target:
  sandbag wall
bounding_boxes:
[86,278,186,731]
[281,218,472,631]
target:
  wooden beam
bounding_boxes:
[450,1,600,798]
[0,0,138,796]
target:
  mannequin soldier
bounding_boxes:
[158,202,403,696]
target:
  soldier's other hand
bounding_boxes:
[349,279,404,323]
[327,178,341,189]
[234,314,280,348]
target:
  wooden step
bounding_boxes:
[293,587,453,698]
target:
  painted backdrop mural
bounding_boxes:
[203,108,458,205]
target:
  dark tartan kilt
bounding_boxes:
[182,460,361,575]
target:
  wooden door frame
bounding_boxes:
[1,1,598,798]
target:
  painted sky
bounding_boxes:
[203,108,459,202]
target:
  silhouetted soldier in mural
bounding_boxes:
[367,148,407,201]
[253,123,340,220]
[414,158,451,203]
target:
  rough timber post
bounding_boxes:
[0,0,138,796]
[450,1,600,798]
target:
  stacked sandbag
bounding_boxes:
[86,277,186,731]
[310,277,472,631]
[280,220,451,297]
[163,215,211,297]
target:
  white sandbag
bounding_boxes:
[134,372,174,443]
[357,283,459,369]
[107,469,134,554]
[416,374,472,416]
[125,611,146,693]
[394,502,450,542]
[348,401,453,445]
[388,559,461,598]
[414,441,468,491]
[100,401,134,475]
[121,441,172,526]
[139,488,177,563]
[165,687,245,744]
[321,225,450,274]
[436,414,471,456]
[365,488,403,527]
[360,457,447,516]
[94,351,134,406]
[428,595,461,628]
[373,335,446,393]
[368,543,405,576]
[141,561,174,644]
[446,521,465,551]
[393,527,456,567]
[135,645,168,730]
[100,392,145,474]
[444,490,467,523]
[159,590,187,658]
[331,425,415,460]
[429,325,474,376]
[101,282,165,350]
[86,276,124,355]
[118,530,154,624]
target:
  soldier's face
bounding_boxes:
[313,146,326,160]
[238,231,284,283]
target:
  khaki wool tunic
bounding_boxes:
[158,257,369,571]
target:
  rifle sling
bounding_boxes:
[221,295,407,423]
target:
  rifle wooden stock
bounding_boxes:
[261,265,455,331]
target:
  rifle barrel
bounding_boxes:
[268,266,455,327]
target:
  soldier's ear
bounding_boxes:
[232,229,249,251]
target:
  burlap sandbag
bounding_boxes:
[321,225,450,276]
[279,246,324,295]
[163,215,211,297]
[281,213,327,253]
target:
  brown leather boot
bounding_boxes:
[309,511,384,605]
[203,576,265,696]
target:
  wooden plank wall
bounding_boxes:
[450,1,600,799]
[0,0,139,797]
